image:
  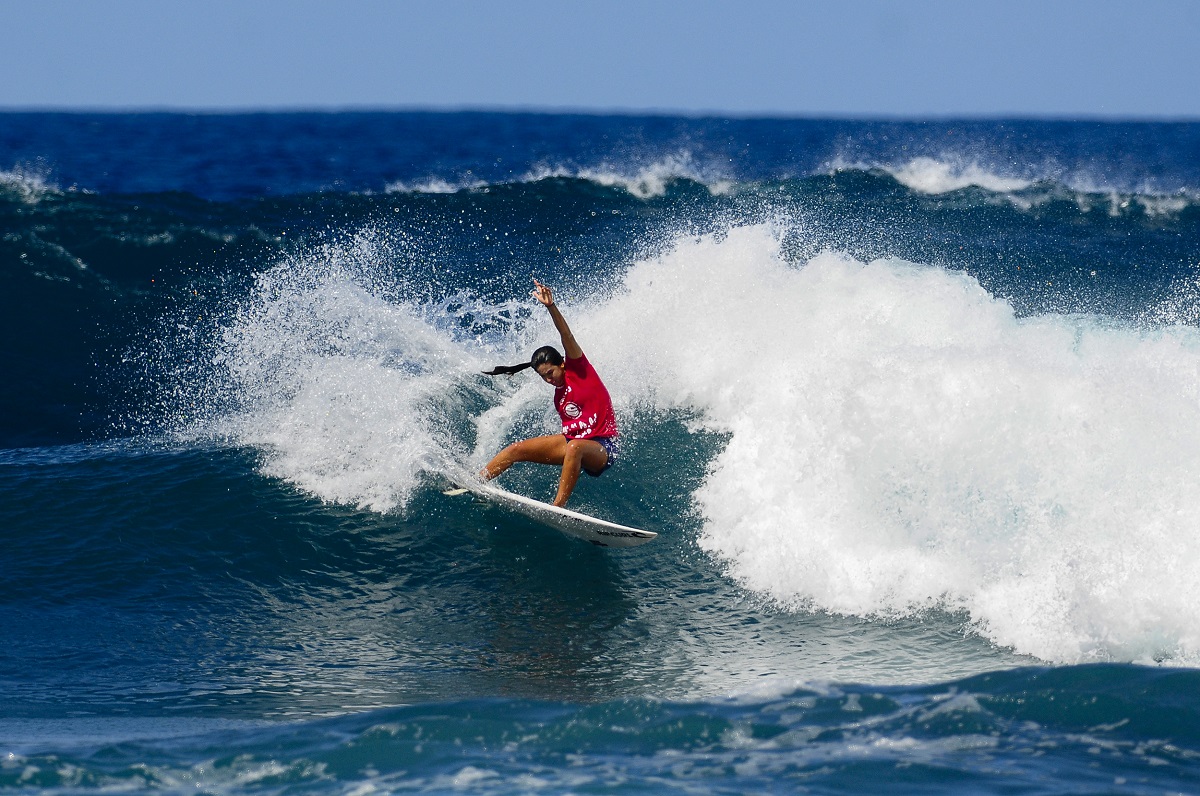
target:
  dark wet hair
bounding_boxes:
[483,345,563,376]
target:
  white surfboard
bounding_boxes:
[445,482,657,547]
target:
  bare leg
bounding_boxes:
[481,435,608,508]
[553,439,608,507]
[481,434,568,480]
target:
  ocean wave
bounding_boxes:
[1001,182,1198,218]
[871,156,1033,195]
[828,155,1199,217]
[173,221,1200,665]
[366,158,1200,218]
[521,153,735,199]
[591,225,1200,667]
[0,164,58,203]
[152,213,1200,668]
[383,153,733,199]
[383,176,487,194]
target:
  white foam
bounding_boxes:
[586,225,1200,666]
[384,176,485,194]
[831,155,1197,216]
[1078,191,1194,219]
[0,165,56,203]
[1049,169,1199,211]
[1136,195,1190,217]
[523,152,733,198]
[874,157,1032,195]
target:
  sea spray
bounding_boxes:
[187,230,506,512]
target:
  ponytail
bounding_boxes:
[483,345,563,377]
[483,362,531,376]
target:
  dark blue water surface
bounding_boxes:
[3,112,1200,793]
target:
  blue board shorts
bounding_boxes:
[583,436,620,478]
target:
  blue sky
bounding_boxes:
[3,0,1198,117]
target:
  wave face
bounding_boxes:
[4,112,1200,793]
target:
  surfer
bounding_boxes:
[480,279,620,507]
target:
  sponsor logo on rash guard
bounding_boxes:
[563,401,582,419]
[563,412,599,437]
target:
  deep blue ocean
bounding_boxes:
[4,111,1200,793]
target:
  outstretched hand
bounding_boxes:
[532,279,554,307]
[532,278,582,360]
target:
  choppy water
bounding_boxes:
[3,111,1200,793]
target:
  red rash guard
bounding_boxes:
[554,354,619,440]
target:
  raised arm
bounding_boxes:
[532,279,583,360]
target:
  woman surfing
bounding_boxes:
[480,279,619,507]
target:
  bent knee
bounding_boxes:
[564,439,589,458]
